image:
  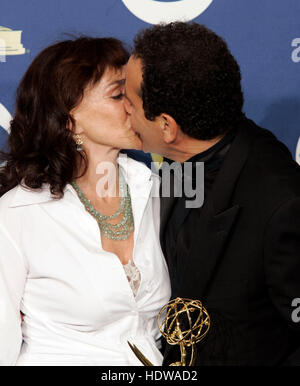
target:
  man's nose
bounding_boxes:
[124,97,132,115]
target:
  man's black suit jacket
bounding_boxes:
[160,118,300,366]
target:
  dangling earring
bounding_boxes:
[74,135,83,151]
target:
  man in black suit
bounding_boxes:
[124,22,300,365]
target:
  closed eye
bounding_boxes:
[111,93,124,100]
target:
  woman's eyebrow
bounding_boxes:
[108,79,125,87]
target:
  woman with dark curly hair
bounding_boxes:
[0,37,171,366]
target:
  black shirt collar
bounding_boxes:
[183,128,237,164]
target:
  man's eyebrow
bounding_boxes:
[108,79,125,87]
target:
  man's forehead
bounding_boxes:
[126,56,143,97]
[127,56,142,81]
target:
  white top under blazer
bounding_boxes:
[0,154,171,366]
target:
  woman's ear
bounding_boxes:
[66,117,73,131]
[66,115,81,135]
[160,113,179,144]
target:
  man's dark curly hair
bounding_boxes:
[0,37,129,198]
[133,22,245,140]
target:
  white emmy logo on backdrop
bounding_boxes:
[0,26,26,57]
[0,103,12,134]
[296,137,300,165]
[122,0,213,24]
[0,38,5,62]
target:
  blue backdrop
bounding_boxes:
[0,0,299,163]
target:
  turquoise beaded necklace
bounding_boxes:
[71,170,134,241]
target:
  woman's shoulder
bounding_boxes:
[0,185,20,211]
[0,183,55,213]
[0,185,25,248]
[0,183,61,246]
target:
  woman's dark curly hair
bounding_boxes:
[133,22,245,140]
[0,37,129,198]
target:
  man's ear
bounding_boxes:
[159,113,179,144]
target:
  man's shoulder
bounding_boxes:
[235,119,300,202]
[239,119,298,176]
[240,118,292,158]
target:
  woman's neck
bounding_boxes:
[75,144,120,200]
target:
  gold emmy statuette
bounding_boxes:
[128,297,210,366]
